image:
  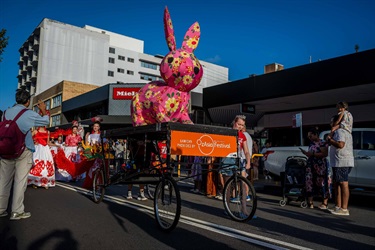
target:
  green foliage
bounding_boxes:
[0,29,9,62]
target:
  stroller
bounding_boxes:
[279,156,308,208]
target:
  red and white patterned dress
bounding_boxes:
[28,129,55,188]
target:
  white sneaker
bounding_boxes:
[216,194,223,200]
[331,208,350,216]
[126,192,133,200]
[137,191,148,201]
[10,212,31,220]
[137,194,148,201]
[328,206,340,213]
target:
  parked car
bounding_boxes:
[264,128,375,189]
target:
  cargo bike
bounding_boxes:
[92,122,257,232]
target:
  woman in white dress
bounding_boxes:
[28,126,55,189]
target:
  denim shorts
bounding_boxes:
[219,159,246,177]
[332,167,352,182]
[219,165,237,176]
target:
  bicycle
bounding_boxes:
[92,137,181,232]
[220,154,260,222]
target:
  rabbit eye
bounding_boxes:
[168,57,174,63]
[194,67,200,75]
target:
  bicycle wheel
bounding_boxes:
[146,168,159,200]
[223,175,257,222]
[92,169,105,204]
[154,176,181,232]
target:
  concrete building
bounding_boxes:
[17,18,229,100]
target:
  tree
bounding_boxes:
[354,44,359,53]
[0,28,9,62]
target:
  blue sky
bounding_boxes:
[1,0,375,111]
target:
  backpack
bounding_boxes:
[0,109,28,159]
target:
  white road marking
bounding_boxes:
[56,183,312,250]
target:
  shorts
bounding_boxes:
[219,165,237,176]
[219,159,246,177]
[332,167,352,182]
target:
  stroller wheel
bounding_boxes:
[300,201,308,208]
[279,199,287,207]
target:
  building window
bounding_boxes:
[140,73,158,81]
[109,57,115,63]
[117,68,124,73]
[51,114,61,126]
[118,55,125,61]
[109,47,115,54]
[52,94,62,108]
[127,57,134,63]
[127,70,134,75]
[108,70,114,77]
[44,99,50,110]
[141,61,158,70]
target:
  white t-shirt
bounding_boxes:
[241,131,253,160]
[329,128,354,168]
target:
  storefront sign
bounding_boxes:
[170,131,237,157]
[113,88,141,100]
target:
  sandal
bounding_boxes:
[318,204,328,210]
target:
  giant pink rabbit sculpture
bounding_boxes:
[131,7,203,126]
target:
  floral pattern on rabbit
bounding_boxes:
[131,7,203,126]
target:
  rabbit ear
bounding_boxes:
[164,7,176,51]
[181,22,200,53]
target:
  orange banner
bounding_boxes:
[170,131,237,157]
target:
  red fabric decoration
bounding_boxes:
[64,128,72,136]
[54,149,95,177]
[50,128,66,139]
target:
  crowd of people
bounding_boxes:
[0,86,355,221]
[186,102,354,217]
